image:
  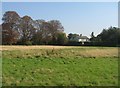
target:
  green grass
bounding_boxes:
[2,46,118,86]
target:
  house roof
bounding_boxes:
[79,36,89,39]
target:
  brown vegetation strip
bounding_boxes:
[1,45,118,58]
[80,48,118,57]
[1,45,76,51]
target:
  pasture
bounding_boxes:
[1,46,118,86]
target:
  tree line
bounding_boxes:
[1,11,67,45]
[1,11,120,46]
[90,27,120,46]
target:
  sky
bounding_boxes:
[1,0,119,2]
[2,2,118,37]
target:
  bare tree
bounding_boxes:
[2,11,20,45]
[2,23,19,45]
[32,19,46,44]
[19,16,35,45]
[48,20,64,44]
[2,11,20,23]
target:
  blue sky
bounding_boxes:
[2,2,118,37]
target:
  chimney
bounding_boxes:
[80,34,82,37]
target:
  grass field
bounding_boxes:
[1,45,118,86]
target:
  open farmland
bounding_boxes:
[1,46,118,86]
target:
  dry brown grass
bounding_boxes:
[80,48,118,57]
[1,45,74,51]
[1,45,118,58]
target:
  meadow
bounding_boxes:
[1,46,118,86]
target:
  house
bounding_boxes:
[78,35,90,45]
[79,35,90,42]
[68,33,90,45]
